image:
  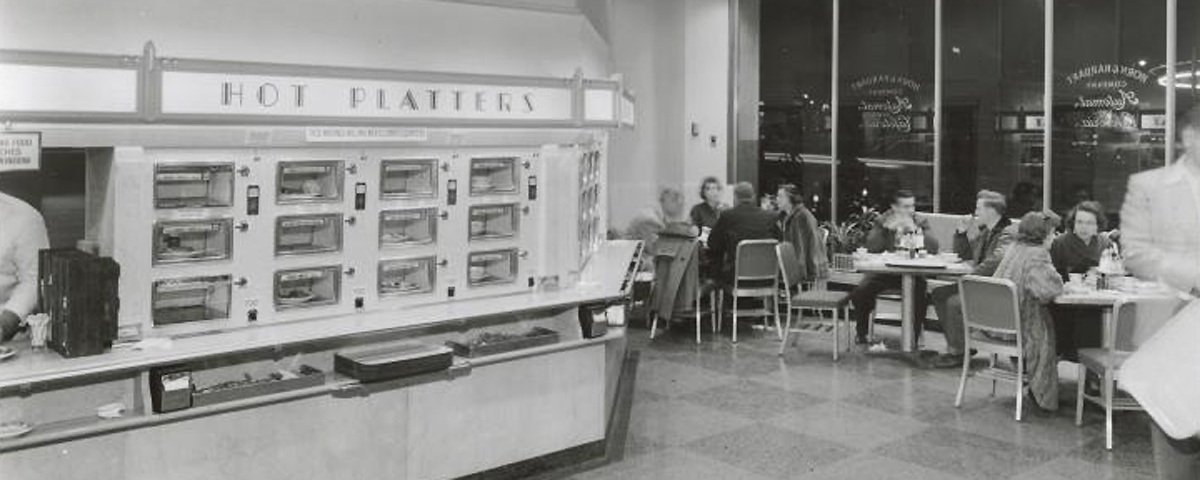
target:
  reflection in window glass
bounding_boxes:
[1052,0,1166,224]
[1175,0,1200,126]
[759,0,834,221]
[943,0,1045,217]
[838,0,935,219]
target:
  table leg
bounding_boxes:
[901,274,916,353]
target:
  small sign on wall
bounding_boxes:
[305,127,429,143]
[0,132,41,172]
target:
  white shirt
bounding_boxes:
[0,192,49,321]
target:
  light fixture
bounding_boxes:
[1138,59,1148,67]
[1157,70,1200,89]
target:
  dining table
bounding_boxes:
[853,253,975,354]
[1054,285,1187,350]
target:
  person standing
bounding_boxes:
[0,191,50,342]
[776,184,827,284]
[1119,107,1200,479]
[845,189,939,345]
[930,190,1015,367]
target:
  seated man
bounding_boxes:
[846,189,939,345]
[626,187,697,268]
[707,182,780,286]
[930,190,1017,367]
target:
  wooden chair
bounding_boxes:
[776,242,851,360]
[1075,297,1180,450]
[716,239,780,343]
[954,275,1028,421]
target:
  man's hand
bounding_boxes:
[0,310,21,343]
[956,215,975,234]
[884,213,916,232]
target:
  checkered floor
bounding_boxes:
[570,319,1158,480]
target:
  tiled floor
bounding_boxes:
[572,319,1159,480]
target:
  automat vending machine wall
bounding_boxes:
[101,135,606,337]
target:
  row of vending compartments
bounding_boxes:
[150,249,525,327]
[153,157,528,209]
[153,204,523,265]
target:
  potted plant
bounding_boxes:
[822,208,879,270]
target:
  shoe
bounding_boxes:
[855,334,870,345]
[930,353,964,369]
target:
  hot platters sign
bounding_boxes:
[160,72,575,122]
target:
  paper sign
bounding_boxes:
[0,132,41,172]
[305,127,429,143]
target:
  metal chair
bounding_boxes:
[1075,297,1181,450]
[776,242,851,360]
[954,275,1028,421]
[716,239,780,343]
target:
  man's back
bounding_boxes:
[707,204,780,282]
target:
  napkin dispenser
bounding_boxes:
[334,342,452,383]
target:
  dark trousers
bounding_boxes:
[931,284,965,353]
[1152,421,1200,479]
[849,274,928,338]
[1051,305,1102,362]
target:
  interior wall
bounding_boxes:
[0,0,608,79]
[607,0,731,231]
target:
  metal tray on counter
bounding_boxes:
[445,327,559,358]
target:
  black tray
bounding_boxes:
[446,327,560,358]
[191,366,325,407]
[334,342,453,383]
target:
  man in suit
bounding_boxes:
[846,189,940,345]
[706,182,780,286]
[930,190,1017,367]
[1120,106,1200,479]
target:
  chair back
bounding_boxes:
[958,275,1021,335]
[775,242,802,290]
[734,239,779,282]
[1112,297,1188,352]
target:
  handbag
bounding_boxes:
[1120,298,1200,440]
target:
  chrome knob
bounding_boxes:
[234,278,248,287]
[439,211,449,220]
[437,259,448,267]
[235,221,250,232]
[346,164,358,175]
[237,166,251,177]
[344,267,356,276]
[522,205,531,215]
[345,216,357,226]
[518,250,529,258]
[522,160,532,169]
[440,162,451,172]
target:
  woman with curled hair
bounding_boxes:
[689,177,726,231]
[1050,200,1112,363]
[775,184,828,283]
[1050,200,1112,281]
[993,210,1066,412]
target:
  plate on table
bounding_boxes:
[884,258,949,269]
[0,421,33,439]
[0,345,16,361]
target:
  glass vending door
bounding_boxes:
[275,213,344,256]
[154,163,235,209]
[379,208,437,248]
[378,257,436,297]
[467,249,519,287]
[380,159,438,199]
[277,160,345,204]
[274,266,341,310]
[469,157,520,196]
[152,275,233,326]
[468,203,519,241]
[153,219,234,265]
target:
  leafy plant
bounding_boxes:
[822,208,880,255]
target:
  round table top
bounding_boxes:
[853,254,975,276]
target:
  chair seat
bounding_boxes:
[733,287,777,297]
[790,290,848,308]
[1079,348,1131,372]
[969,331,1021,356]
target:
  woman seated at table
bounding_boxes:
[992,211,1065,412]
[1049,201,1111,362]
[689,176,726,232]
[776,184,828,284]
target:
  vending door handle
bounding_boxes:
[518,250,529,258]
[522,160,532,169]
[344,267,356,276]
[439,211,449,220]
[344,216,357,226]
[237,166,251,177]
[437,258,449,268]
[440,162,451,172]
[235,221,250,232]
[522,206,531,215]
[234,277,248,287]
[346,164,358,175]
